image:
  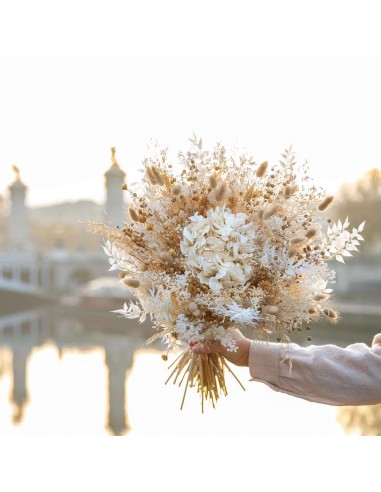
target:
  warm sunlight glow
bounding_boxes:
[1,56,381,206]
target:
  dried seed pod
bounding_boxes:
[124,278,140,288]
[256,161,268,178]
[121,183,128,190]
[263,204,280,220]
[151,166,165,186]
[289,236,306,245]
[159,252,175,264]
[308,307,318,315]
[215,182,227,201]
[287,249,296,258]
[322,308,338,320]
[244,184,255,201]
[146,166,158,185]
[257,208,264,219]
[209,175,218,189]
[188,302,198,312]
[318,195,334,211]
[262,305,279,315]
[207,191,217,205]
[305,228,319,239]
[282,184,294,199]
[172,184,182,196]
[128,207,140,222]
[314,293,330,301]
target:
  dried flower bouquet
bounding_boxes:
[91,135,364,411]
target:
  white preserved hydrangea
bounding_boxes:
[180,205,257,292]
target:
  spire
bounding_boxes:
[105,147,125,177]
[111,147,119,167]
[10,165,26,190]
[12,165,21,182]
[8,164,33,251]
[104,147,126,227]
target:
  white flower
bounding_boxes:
[102,240,130,271]
[180,205,257,291]
[202,324,238,352]
[112,301,146,323]
[322,218,365,263]
[211,301,260,326]
[143,285,174,323]
[174,314,204,345]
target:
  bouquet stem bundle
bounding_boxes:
[165,349,245,412]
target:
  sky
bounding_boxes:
[1,55,381,207]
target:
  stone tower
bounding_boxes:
[8,165,32,251]
[104,147,126,227]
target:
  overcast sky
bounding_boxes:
[1,55,380,207]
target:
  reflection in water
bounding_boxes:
[337,405,381,436]
[0,306,380,436]
[0,306,149,435]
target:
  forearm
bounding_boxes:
[249,335,381,406]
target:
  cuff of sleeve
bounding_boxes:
[249,340,281,388]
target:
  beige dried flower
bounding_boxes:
[289,236,306,245]
[124,278,140,288]
[188,302,198,312]
[256,161,268,178]
[287,249,296,258]
[305,228,319,239]
[209,175,218,189]
[314,293,330,301]
[318,195,334,211]
[263,204,280,220]
[282,184,294,199]
[215,182,227,202]
[146,166,158,185]
[282,184,298,199]
[159,252,175,264]
[257,208,264,219]
[172,184,182,196]
[128,208,140,222]
[244,184,255,201]
[322,308,338,320]
[262,305,279,314]
[151,166,165,186]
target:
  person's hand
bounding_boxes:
[190,328,251,367]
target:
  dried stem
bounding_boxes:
[165,349,245,412]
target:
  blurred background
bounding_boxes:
[0,55,380,436]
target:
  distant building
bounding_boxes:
[104,147,127,228]
[0,149,129,294]
[7,166,33,252]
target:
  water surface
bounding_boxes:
[0,306,379,436]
